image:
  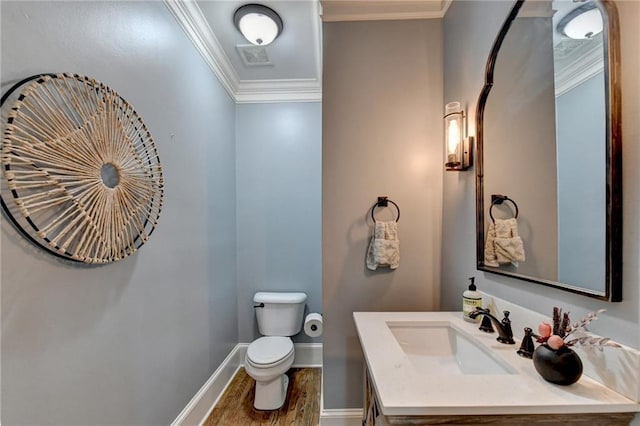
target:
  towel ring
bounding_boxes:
[371,197,400,223]
[489,195,518,223]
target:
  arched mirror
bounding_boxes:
[475,0,622,301]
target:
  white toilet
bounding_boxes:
[245,291,307,410]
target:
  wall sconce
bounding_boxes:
[234,4,283,46]
[557,3,603,40]
[444,101,472,171]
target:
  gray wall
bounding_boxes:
[322,19,443,409]
[235,102,322,343]
[556,72,606,290]
[442,0,640,350]
[1,2,238,425]
[484,16,558,279]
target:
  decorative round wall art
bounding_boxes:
[1,73,164,264]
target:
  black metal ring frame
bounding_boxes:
[0,73,81,262]
[370,197,400,223]
[0,73,160,264]
[489,195,519,223]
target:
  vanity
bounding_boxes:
[354,312,639,425]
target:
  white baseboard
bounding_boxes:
[319,409,364,426]
[293,343,323,366]
[319,369,363,426]
[172,342,323,426]
[171,344,244,426]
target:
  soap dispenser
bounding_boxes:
[462,277,482,322]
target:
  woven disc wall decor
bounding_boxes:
[1,73,163,264]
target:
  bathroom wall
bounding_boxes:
[442,0,640,349]
[556,72,606,290]
[235,102,322,343]
[1,1,238,424]
[322,19,443,409]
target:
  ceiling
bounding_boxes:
[165,0,451,103]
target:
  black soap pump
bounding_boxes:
[462,277,482,322]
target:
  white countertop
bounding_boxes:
[354,311,640,416]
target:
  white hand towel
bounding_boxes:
[495,218,517,238]
[485,218,526,266]
[366,221,400,270]
[484,221,499,267]
[494,236,526,264]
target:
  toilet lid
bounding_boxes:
[247,336,293,366]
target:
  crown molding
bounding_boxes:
[164,0,322,103]
[312,0,324,85]
[164,0,238,99]
[554,39,604,97]
[237,79,322,103]
[320,0,452,22]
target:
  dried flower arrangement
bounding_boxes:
[536,307,621,351]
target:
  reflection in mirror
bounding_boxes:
[554,1,606,291]
[475,0,622,301]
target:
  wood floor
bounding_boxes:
[204,368,321,426]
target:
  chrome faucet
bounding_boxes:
[469,308,515,344]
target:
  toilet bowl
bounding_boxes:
[245,291,307,410]
[245,336,295,410]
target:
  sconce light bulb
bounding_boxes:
[447,120,461,155]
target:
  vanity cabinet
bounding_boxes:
[363,366,635,426]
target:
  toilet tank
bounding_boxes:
[254,292,307,336]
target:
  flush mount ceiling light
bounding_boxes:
[234,4,283,46]
[557,3,603,40]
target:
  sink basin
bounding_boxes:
[387,321,517,375]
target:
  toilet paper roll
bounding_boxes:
[304,313,323,337]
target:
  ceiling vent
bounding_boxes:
[236,44,273,67]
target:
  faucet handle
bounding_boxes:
[517,327,535,359]
[499,310,515,345]
[501,311,512,328]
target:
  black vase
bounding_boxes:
[532,343,583,385]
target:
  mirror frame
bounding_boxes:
[475,0,622,301]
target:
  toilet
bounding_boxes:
[245,291,307,410]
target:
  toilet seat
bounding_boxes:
[246,336,294,368]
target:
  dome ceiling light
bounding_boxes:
[557,2,603,40]
[234,4,283,46]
